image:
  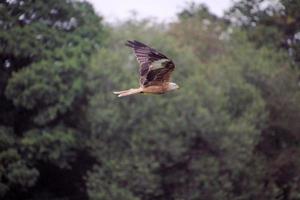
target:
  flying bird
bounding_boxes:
[113,40,179,97]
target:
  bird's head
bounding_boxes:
[168,82,179,91]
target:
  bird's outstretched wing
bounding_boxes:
[126,40,175,86]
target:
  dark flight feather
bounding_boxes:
[125,40,175,86]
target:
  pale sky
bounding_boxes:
[86,0,233,23]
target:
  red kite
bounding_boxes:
[113,40,179,97]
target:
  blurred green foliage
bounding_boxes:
[0,0,106,199]
[0,0,300,200]
[227,0,300,66]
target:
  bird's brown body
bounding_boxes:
[143,84,168,94]
[114,83,172,97]
[113,40,179,97]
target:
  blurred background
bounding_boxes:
[1,0,300,199]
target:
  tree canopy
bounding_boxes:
[0,0,300,200]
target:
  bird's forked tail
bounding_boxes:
[113,88,143,97]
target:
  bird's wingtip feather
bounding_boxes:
[125,40,147,48]
[125,40,133,47]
